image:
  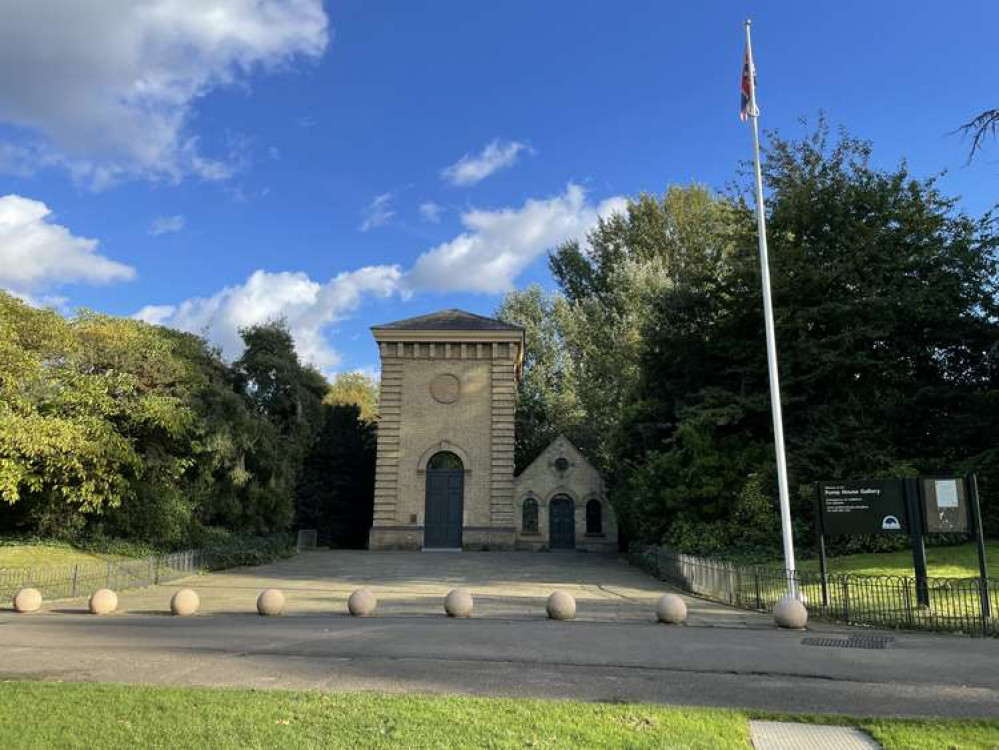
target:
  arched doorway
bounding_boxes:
[424,451,464,548]
[548,494,575,549]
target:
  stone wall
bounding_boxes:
[513,436,618,553]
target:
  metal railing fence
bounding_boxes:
[631,545,997,637]
[0,549,214,601]
[296,529,318,551]
[1,533,296,603]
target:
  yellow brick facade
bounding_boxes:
[367,310,616,552]
[369,323,522,550]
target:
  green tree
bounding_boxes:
[324,371,379,423]
[232,322,328,532]
[615,123,999,550]
[547,186,741,471]
[0,298,158,536]
[496,285,585,471]
[295,404,376,548]
[0,294,332,545]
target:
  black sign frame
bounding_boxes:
[812,473,989,620]
[817,479,908,537]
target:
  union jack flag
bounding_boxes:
[740,45,755,122]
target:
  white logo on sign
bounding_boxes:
[881,515,901,530]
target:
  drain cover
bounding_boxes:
[801,635,894,650]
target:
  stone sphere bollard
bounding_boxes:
[256,588,286,616]
[773,595,808,630]
[170,588,200,617]
[444,588,473,618]
[13,587,42,613]
[546,590,576,621]
[89,588,118,615]
[655,593,687,625]
[348,588,377,617]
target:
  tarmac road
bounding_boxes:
[2,550,996,718]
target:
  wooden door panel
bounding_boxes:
[425,469,464,549]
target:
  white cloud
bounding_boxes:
[0,0,328,188]
[137,185,626,367]
[148,215,186,236]
[419,201,444,224]
[0,194,136,297]
[406,184,626,294]
[441,139,530,187]
[136,266,402,369]
[134,304,176,325]
[359,192,395,232]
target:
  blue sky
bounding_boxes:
[1,1,996,375]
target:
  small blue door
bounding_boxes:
[549,495,575,549]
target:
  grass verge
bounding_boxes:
[797,541,998,579]
[0,543,125,569]
[1,682,997,749]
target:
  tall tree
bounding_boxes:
[324,371,379,423]
[615,123,999,552]
[295,404,376,548]
[496,285,584,471]
[0,295,333,544]
[233,322,328,531]
[547,185,741,470]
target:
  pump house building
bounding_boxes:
[368,309,616,552]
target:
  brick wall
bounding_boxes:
[369,339,520,550]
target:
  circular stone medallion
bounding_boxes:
[430,373,461,404]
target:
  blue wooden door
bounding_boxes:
[549,495,575,549]
[425,469,463,548]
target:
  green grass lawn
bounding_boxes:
[798,541,998,579]
[1,682,997,749]
[0,544,122,569]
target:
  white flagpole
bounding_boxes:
[744,19,798,596]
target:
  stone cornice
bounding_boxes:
[372,328,524,345]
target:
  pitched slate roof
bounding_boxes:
[372,308,523,333]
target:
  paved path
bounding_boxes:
[3,550,998,718]
[749,722,881,750]
[36,549,768,625]
[115,550,765,624]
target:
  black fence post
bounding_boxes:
[904,477,931,608]
[814,483,830,610]
[967,473,991,625]
[903,581,914,629]
[841,576,850,622]
[71,564,79,598]
[818,536,829,611]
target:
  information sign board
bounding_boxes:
[818,480,908,536]
[921,477,969,533]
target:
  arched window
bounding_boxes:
[522,497,539,534]
[586,499,602,534]
[427,451,463,471]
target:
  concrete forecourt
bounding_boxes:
[2,549,998,724]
